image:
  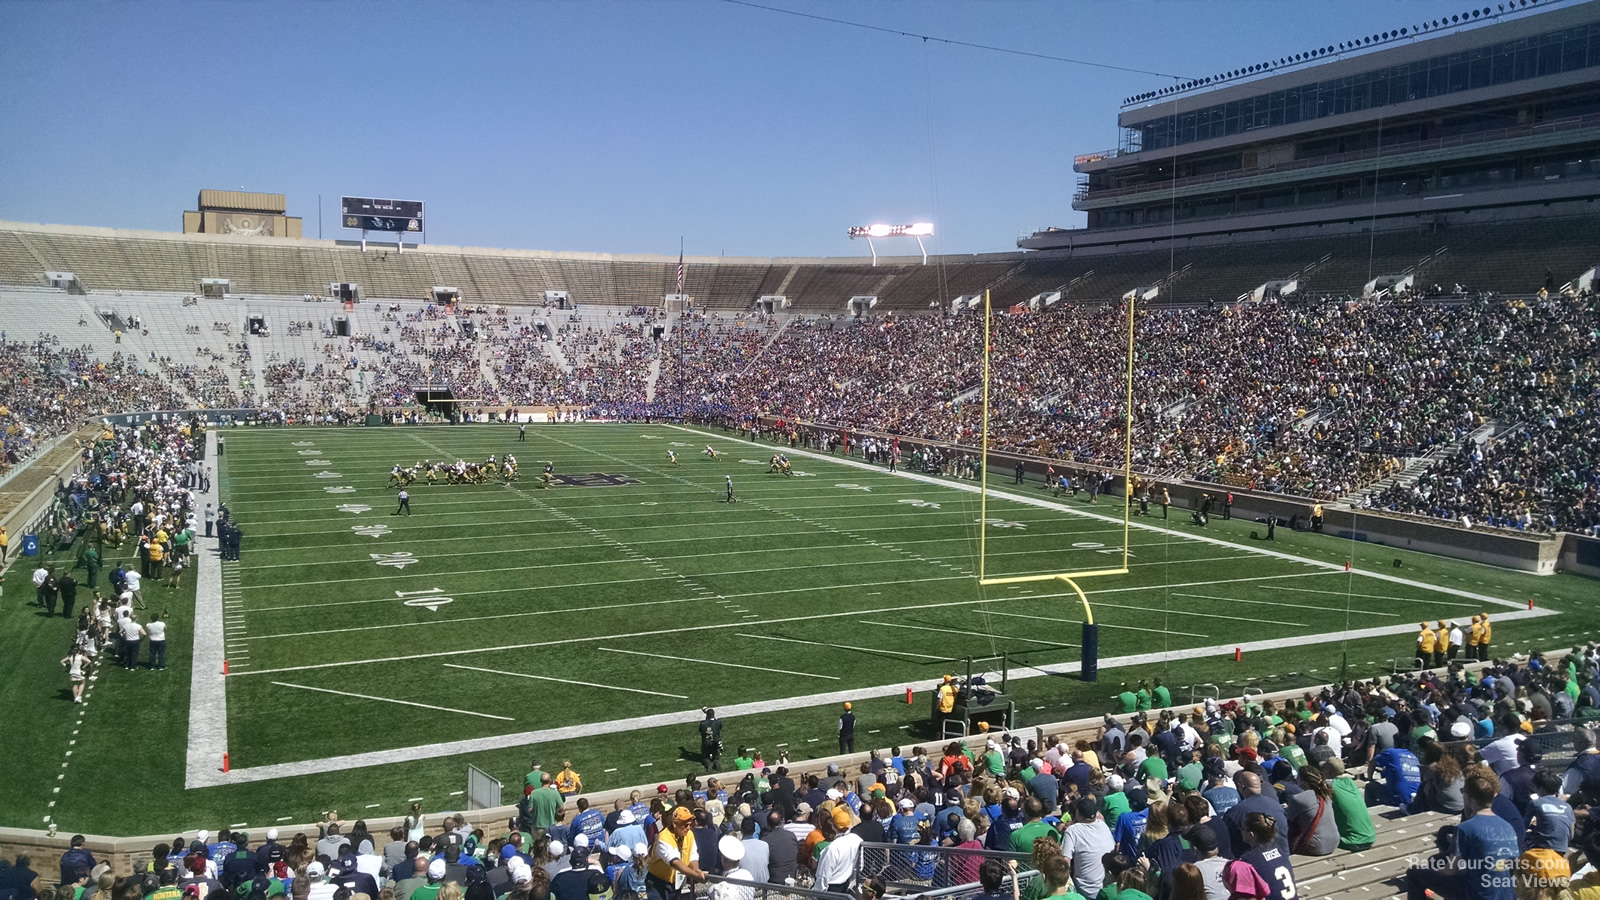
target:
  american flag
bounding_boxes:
[676,251,685,295]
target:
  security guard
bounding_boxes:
[1417,622,1436,668]
[698,707,723,771]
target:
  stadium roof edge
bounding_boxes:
[0,219,1028,269]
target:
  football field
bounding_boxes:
[206,423,1549,787]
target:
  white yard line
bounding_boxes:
[599,648,839,680]
[1273,585,1491,609]
[272,681,516,721]
[185,429,229,789]
[861,619,1080,648]
[1172,591,1402,618]
[441,663,690,698]
[979,609,1209,639]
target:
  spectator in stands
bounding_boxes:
[1405,765,1519,900]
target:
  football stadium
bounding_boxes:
[1,4,1598,900]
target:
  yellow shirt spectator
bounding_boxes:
[1418,626,1436,654]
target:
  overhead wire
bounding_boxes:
[721,0,1193,81]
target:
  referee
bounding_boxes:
[393,489,411,516]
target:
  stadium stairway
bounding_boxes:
[1339,418,1501,508]
[1295,808,1458,900]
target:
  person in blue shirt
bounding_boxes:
[1523,770,1574,853]
[569,798,606,849]
[1111,787,1150,859]
[1405,765,1518,900]
[887,799,924,844]
[1368,747,1422,808]
[1201,759,1241,815]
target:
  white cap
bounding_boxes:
[616,810,635,825]
[718,835,745,863]
[1107,774,1125,792]
[611,845,633,862]
[826,789,842,801]
[1001,787,1021,800]
[266,829,278,841]
[305,862,325,879]
[898,798,914,810]
[428,859,446,880]
[547,840,565,857]
[573,833,590,849]
[512,863,533,885]
[1031,759,1045,770]
[197,830,210,842]
[633,842,649,860]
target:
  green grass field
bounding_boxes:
[1,422,1592,835]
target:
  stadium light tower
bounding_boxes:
[848,222,934,266]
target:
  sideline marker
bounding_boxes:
[222,753,230,773]
[905,687,913,705]
[1528,598,1534,610]
[223,659,230,675]
[1234,647,1242,662]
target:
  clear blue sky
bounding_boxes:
[0,0,1503,258]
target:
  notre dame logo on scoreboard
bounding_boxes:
[553,473,643,488]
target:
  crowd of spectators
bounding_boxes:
[3,644,1594,900]
[4,290,1596,534]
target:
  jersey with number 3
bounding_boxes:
[1243,845,1296,900]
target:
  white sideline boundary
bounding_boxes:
[183,425,1558,789]
[186,430,229,789]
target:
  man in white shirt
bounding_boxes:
[713,836,756,900]
[813,815,862,893]
[1061,797,1114,899]
[124,568,144,609]
[118,611,146,669]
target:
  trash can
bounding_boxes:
[21,534,41,557]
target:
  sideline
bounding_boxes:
[185,429,229,789]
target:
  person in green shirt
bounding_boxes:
[528,772,562,839]
[1152,680,1172,709]
[1102,777,1131,830]
[1321,759,1376,850]
[1176,752,1204,791]
[1116,687,1137,713]
[1100,851,1154,900]
[985,743,1007,776]
[1009,799,1056,853]
[1135,682,1153,712]
[523,759,543,791]
[1281,742,1309,771]
[1137,754,1168,784]
[733,748,755,770]
[83,544,101,590]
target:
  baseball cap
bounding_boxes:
[1450,721,1473,739]
[501,845,519,861]
[1189,827,1218,854]
[266,829,278,841]
[511,864,533,886]
[1001,787,1020,800]
[718,835,745,863]
[831,807,852,829]
[671,806,695,824]
[898,798,915,810]
[427,860,446,880]
[611,845,633,862]
[547,841,565,857]
[1126,786,1149,812]
[656,784,670,793]
[632,843,649,860]
[572,834,590,849]
[1106,774,1125,792]
[305,862,325,879]
[338,855,357,874]
[1519,849,1570,885]
[197,831,210,843]
[826,789,842,801]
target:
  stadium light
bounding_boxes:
[848,222,935,265]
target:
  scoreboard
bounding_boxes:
[341,197,424,233]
